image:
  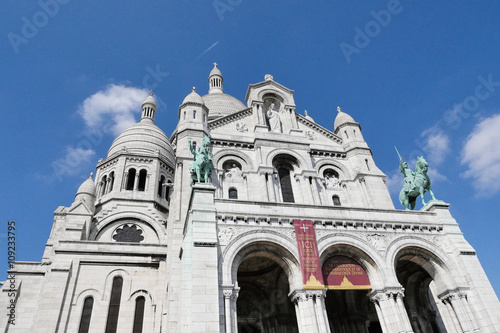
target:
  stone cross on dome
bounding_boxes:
[213,62,218,67]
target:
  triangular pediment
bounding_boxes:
[245,78,296,107]
[296,113,343,145]
[68,200,93,215]
[208,108,254,133]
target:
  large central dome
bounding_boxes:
[203,63,247,120]
[202,93,246,120]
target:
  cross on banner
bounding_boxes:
[300,224,309,233]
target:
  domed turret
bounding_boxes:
[334,106,356,130]
[208,62,223,94]
[75,173,96,205]
[182,87,205,105]
[140,90,157,124]
[202,63,246,120]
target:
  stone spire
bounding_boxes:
[140,90,157,124]
[208,62,223,94]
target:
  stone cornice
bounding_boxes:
[296,113,343,144]
[208,108,252,130]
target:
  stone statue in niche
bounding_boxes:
[267,103,282,133]
[324,172,341,190]
[224,164,243,182]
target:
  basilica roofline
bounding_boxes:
[244,78,295,104]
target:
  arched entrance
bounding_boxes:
[322,255,382,332]
[236,254,298,332]
[396,255,448,333]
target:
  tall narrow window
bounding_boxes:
[105,276,123,333]
[278,168,295,203]
[78,296,94,333]
[138,169,147,191]
[193,110,196,119]
[365,159,370,171]
[229,188,238,199]
[108,172,115,193]
[132,296,146,333]
[345,130,349,139]
[101,176,107,196]
[332,195,341,206]
[126,169,136,190]
[158,176,165,197]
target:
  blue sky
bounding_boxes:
[2,1,500,296]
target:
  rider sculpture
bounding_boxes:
[396,147,438,210]
[189,135,213,186]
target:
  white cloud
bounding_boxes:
[421,127,450,165]
[51,147,96,180]
[385,169,403,195]
[461,113,500,197]
[78,84,148,135]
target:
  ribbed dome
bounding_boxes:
[76,176,96,197]
[209,65,222,77]
[182,87,204,105]
[202,93,246,120]
[107,122,175,164]
[334,108,356,130]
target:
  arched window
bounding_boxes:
[108,172,115,193]
[158,176,165,197]
[132,296,146,333]
[166,180,172,202]
[138,169,147,191]
[229,188,238,199]
[332,195,341,206]
[278,168,295,203]
[100,176,107,196]
[193,110,196,119]
[126,169,136,190]
[78,296,94,333]
[105,276,123,333]
[344,130,349,139]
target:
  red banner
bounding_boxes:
[293,220,324,289]
[322,256,371,290]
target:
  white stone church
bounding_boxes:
[2,64,499,332]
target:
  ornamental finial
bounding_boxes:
[89,172,93,179]
[192,87,196,92]
[149,90,153,96]
[337,106,342,113]
[213,62,218,67]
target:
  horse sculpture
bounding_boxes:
[189,135,213,186]
[398,154,438,210]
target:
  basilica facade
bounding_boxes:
[1,64,500,333]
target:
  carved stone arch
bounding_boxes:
[90,212,166,243]
[103,269,131,301]
[129,289,155,304]
[317,233,386,289]
[222,230,302,291]
[257,88,294,107]
[213,150,253,172]
[73,288,102,306]
[387,237,463,293]
[266,148,310,171]
[315,159,352,180]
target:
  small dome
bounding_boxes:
[209,62,222,77]
[76,174,96,197]
[142,91,156,107]
[182,87,204,105]
[202,93,246,120]
[334,106,356,130]
[107,122,175,165]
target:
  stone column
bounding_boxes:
[134,173,140,190]
[290,290,330,333]
[312,290,331,333]
[222,286,240,333]
[369,289,413,333]
[273,172,282,203]
[294,175,304,204]
[309,178,320,205]
[394,290,413,332]
[218,171,224,199]
[440,291,475,333]
[105,176,112,193]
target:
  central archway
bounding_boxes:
[236,254,298,332]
